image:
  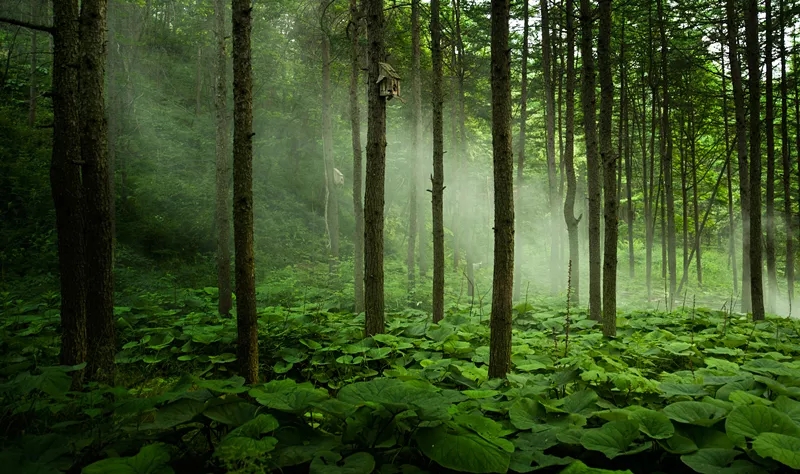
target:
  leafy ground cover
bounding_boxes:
[2,288,800,474]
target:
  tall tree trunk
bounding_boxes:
[28,0,38,127]
[364,0,386,336]
[194,46,203,118]
[350,0,365,313]
[214,0,232,317]
[599,0,615,337]
[656,0,676,309]
[454,0,472,298]
[779,0,793,305]
[721,44,739,296]
[764,0,777,312]
[232,0,258,383]
[407,0,420,296]
[431,0,445,323]
[745,0,765,321]
[489,0,513,379]
[513,0,529,301]
[321,3,339,271]
[690,107,701,285]
[81,0,115,383]
[52,0,86,387]
[579,0,601,321]
[563,0,580,305]
[726,0,750,312]
[621,20,633,279]
[542,0,559,294]
[679,116,688,281]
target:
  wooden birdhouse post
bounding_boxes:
[377,62,401,100]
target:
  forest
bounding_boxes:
[1,0,800,472]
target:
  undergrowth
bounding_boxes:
[2,287,800,473]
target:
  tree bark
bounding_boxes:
[779,0,793,305]
[214,0,232,317]
[407,0,420,297]
[579,0,601,321]
[621,20,633,279]
[232,0,258,383]
[656,0,676,310]
[598,0,615,337]
[320,1,339,271]
[489,0,513,379]
[745,0,764,321]
[28,0,38,127]
[563,0,580,305]
[364,0,386,336]
[453,0,472,298]
[350,0,365,313]
[80,0,115,383]
[721,44,739,296]
[431,0,445,323]
[764,0,777,312]
[513,0,529,301]
[52,0,86,387]
[726,0,750,312]
[542,0,559,295]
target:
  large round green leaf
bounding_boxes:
[628,408,674,439]
[415,423,512,473]
[659,383,708,398]
[579,420,644,459]
[310,452,375,474]
[725,405,800,446]
[663,401,728,427]
[83,443,174,474]
[509,398,546,430]
[680,448,739,473]
[202,398,257,426]
[558,460,633,473]
[752,433,800,469]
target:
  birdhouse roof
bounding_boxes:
[377,62,401,82]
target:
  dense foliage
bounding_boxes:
[2,0,800,472]
[4,289,800,473]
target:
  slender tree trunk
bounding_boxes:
[454,0,471,298]
[407,0,420,296]
[598,0,615,336]
[620,20,633,279]
[690,107,701,285]
[80,0,115,383]
[779,0,793,305]
[679,116,688,280]
[726,0,750,312]
[541,0,559,294]
[194,46,203,118]
[513,0,529,301]
[563,0,580,305]
[656,0,676,309]
[364,0,386,336]
[764,0,777,311]
[431,0,445,323]
[350,0,364,313]
[489,0,513,379]
[580,0,601,321]
[320,3,339,271]
[721,45,739,295]
[745,0,764,321]
[232,0,258,383]
[214,0,232,317]
[52,0,86,387]
[28,0,38,127]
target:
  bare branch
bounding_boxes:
[0,17,53,34]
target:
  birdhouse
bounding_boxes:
[377,62,401,100]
